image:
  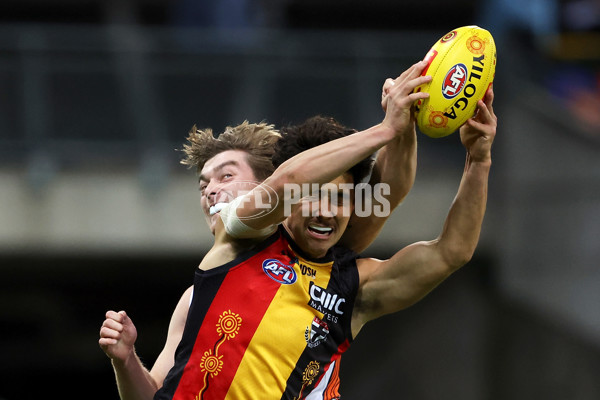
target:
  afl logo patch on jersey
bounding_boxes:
[262,258,297,284]
[442,63,468,99]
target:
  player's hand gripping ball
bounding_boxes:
[414,25,496,138]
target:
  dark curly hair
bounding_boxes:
[273,115,374,184]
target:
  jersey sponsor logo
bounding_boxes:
[308,282,346,317]
[305,317,329,348]
[442,63,468,99]
[299,262,317,278]
[262,258,297,284]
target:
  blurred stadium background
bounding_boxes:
[1,0,599,399]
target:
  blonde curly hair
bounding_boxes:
[181,121,281,180]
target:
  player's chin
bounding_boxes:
[305,242,331,259]
[305,230,339,257]
[205,213,218,233]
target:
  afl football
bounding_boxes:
[415,26,496,138]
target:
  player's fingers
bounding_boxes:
[105,310,123,322]
[99,325,121,340]
[102,317,124,332]
[382,78,395,96]
[396,59,428,83]
[387,87,430,110]
[483,86,495,114]
[464,118,484,132]
[387,74,431,104]
[484,85,494,104]
[406,75,432,93]
[118,310,130,323]
[407,91,430,103]
[465,117,496,139]
[412,59,430,77]
[390,70,431,100]
[98,337,118,347]
[395,61,418,81]
[475,99,495,125]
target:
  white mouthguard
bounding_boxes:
[209,202,228,215]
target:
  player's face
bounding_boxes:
[283,173,354,259]
[199,150,260,234]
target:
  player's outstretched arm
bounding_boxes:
[230,61,432,235]
[351,89,496,337]
[340,61,427,252]
[99,311,158,400]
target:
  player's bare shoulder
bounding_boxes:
[199,231,264,271]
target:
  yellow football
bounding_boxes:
[414,26,497,138]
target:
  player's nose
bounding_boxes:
[314,199,335,219]
[205,180,219,204]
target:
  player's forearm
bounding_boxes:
[338,130,416,253]
[437,153,490,268]
[112,352,159,400]
[273,123,394,187]
[238,123,396,229]
[371,129,417,208]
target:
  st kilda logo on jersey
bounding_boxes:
[305,316,330,348]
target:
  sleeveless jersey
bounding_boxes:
[154,226,359,400]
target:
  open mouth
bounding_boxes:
[308,224,333,237]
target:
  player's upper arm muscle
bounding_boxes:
[355,241,451,321]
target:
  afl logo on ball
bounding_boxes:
[442,63,468,99]
[262,258,297,284]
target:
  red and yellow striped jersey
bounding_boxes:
[155,227,359,400]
